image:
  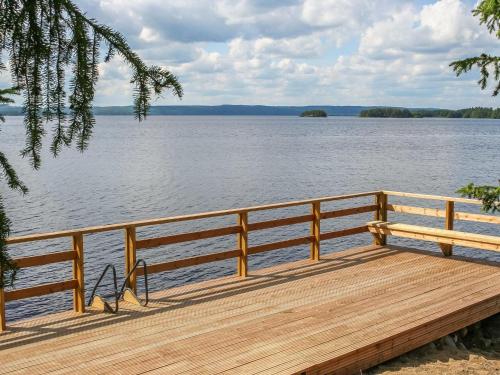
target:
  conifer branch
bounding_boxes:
[0,0,183,288]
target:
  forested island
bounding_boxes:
[300,110,327,117]
[359,107,500,119]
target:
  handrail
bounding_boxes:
[387,204,500,224]
[2,190,498,332]
[382,191,498,257]
[383,191,484,205]
[6,191,381,244]
[88,264,119,313]
[119,259,149,307]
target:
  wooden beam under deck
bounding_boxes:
[1,244,499,375]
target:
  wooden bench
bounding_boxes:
[367,221,500,253]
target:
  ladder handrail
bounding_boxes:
[119,259,149,306]
[87,263,119,313]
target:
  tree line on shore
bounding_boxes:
[359,107,500,119]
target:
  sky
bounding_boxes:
[6,0,500,108]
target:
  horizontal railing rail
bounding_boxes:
[0,191,381,331]
[1,190,497,332]
[386,203,500,225]
[380,190,499,256]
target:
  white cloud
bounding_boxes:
[4,0,494,108]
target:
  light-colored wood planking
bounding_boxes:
[1,245,498,375]
[4,279,77,302]
[248,214,312,232]
[320,204,378,220]
[247,236,312,255]
[136,226,241,250]
[383,190,483,205]
[455,211,500,224]
[136,249,241,276]
[72,234,85,313]
[387,204,445,218]
[319,225,368,241]
[13,250,75,268]
[368,221,500,251]
[387,203,500,225]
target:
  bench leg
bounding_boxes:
[440,244,453,256]
[440,201,454,256]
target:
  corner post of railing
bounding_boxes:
[72,233,85,313]
[237,212,248,277]
[440,200,454,256]
[125,226,137,293]
[311,202,321,261]
[374,192,387,246]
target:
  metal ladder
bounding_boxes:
[88,259,149,313]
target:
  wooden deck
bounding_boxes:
[1,244,499,375]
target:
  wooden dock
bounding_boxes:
[1,191,499,374]
[1,245,499,374]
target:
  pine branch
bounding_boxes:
[449,1,500,96]
[0,151,28,194]
[0,0,183,165]
[0,0,183,289]
[449,54,500,96]
[0,196,18,288]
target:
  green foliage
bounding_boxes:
[300,110,327,117]
[0,0,183,288]
[448,1,500,213]
[0,0,183,168]
[449,1,500,96]
[0,87,18,122]
[359,108,413,118]
[0,197,17,288]
[457,183,500,213]
[414,107,500,118]
[361,106,500,119]
[0,87,25,288]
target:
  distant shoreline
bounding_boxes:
[360,107,500,119]
[0,104,441,117]
[1,104,499,118]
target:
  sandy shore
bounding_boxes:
[367,314,500,374]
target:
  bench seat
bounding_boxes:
[367,221,500,252]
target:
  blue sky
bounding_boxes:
[5,0,498,109]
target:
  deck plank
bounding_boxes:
[1,245,499,375]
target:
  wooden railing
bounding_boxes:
[1,190,498,331]
[0,191,381,331]
[382,191,500,255]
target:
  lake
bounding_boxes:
[2,116,499,321]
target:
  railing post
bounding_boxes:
[440,201,454,256]
[374,193,387,246]
[311,202,321,261]
[237,212,248,277]
[125,226,137,293]
[72,233,85,313]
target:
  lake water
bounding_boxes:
[2,116,499,321]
